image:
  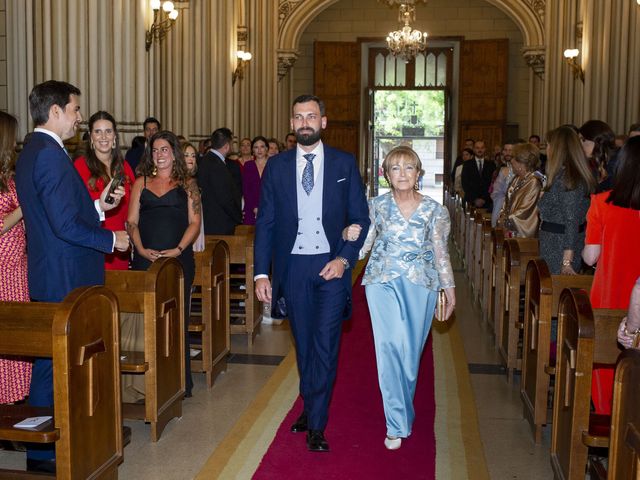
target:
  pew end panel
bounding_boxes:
[191,240,230,388]
[0,286,123,479]
[608,349,640,479]
[491,228,505,345]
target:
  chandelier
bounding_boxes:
[382,1,429,63]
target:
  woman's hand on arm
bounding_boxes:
[0,206,23,235]
[342,224,362,241]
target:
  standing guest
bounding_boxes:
[629,122,640,138]
[359,146,455,450]
[0,111,32,405]
[490,141,515,227]
[529,134,547,172]
[74,111,134,270]
[128,131,201,398]
[242,136,269,225]
[183,142,204,252]
[267,137,282,157]
[617,276,640,349]
[237,137,253,170]
[15,80,128,473]
[198,128,242,235]
[538,126,595,274]
[197,137,212,161]
[578,120,616,191]
[285,132,297,150]
[496,143,543,238]
[453,148,473,198]
[125,117,160,173]
[254,94,370,452]
[450,138,475,183]
[461,140,496,211]
[582,135,640,415]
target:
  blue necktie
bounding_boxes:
[302,153,315,195]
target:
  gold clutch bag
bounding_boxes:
[434,289,447,322]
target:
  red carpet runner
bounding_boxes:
[253,277,436,479]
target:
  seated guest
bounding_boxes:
[128,131,201,398]
[0,111,31,405]
[197,128,242,235]
[74,111,134,270]
[582,135,640,415]
[496,143,543,238]
[538,126,595,275]
[242,136,269,225]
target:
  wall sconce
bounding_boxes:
[232,51,253,86]
[563,48,584,82]
[145,0,179,52]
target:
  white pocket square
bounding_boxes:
[337,178,346,183]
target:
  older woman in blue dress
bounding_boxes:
[350,146,455,450]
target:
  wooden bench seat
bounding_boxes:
[490,228,505,339]
[0,286,122,479]
[472,210,491,304]
[480,219,494,327]
[104,258,184,442]
[190,239,230,388]
[498,238,539,383]
[520,258,594,444]
[550,288,625,480]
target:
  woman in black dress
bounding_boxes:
[128,130,201,397]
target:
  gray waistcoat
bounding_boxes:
[291,161,330,255]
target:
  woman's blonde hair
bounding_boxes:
[381,146,424,190]
[511,143,540,172]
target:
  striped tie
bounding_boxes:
[302,153,315,195]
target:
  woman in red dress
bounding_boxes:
[583,135,640,414]
[74,111,134,270]
[0,111,32,403]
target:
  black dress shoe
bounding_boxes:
[306,430,329,452]
[26,458,56,473]
[290,412,308,433]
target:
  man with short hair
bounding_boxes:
[285,131,297,150]
[461,139,496,211]
[125,116,161,173]
[629,122,640,138]
[254,94,370,452]
[15,80,129,473]
[197,127,243,234]
[529,134,547,172]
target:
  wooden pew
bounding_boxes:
[520,258,593,444]
[453,194,465,254]
[105,258,184,442]
[490,228,505,339]
[190,240,230,388]
[472,211,491,305]
[464,206,476,278]
[498,238,539,383]
[608,349,640,479]
[550,288,625,480]
[206,227,261,346]
[0,286,122,479]
[480,221,494,327]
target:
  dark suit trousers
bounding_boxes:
[283,254,347,431]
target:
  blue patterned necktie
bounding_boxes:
[302,153,315,195]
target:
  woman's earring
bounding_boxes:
[152,165,158,176]
[414,179,420,191]
[112,140,117,150]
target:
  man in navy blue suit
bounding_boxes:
[15,80,129,473]
[254,95,370,452]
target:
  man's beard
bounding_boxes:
[296,127,322,146]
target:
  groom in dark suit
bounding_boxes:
[15,80,129,473]
[461,140,496,211]
[254,95,370,452]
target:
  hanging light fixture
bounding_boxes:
[382,1,429,63]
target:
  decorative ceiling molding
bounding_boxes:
[522,46,545,79]
[527,0,545,22]
[279,0,304,29]
[277,50,299,80]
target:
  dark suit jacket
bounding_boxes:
[197,150,242,235]
[254,145,370,310]
[461,157,496,210]
[15,131,113,302]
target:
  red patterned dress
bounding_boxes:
[0,178,32,403]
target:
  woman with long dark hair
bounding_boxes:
[578,119,616,191]
[242,135,269,225]
[74,111,134,270]
[582,135,640,415]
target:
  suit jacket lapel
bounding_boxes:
[322,145,336,221]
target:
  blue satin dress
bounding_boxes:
[360,192,454,438]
